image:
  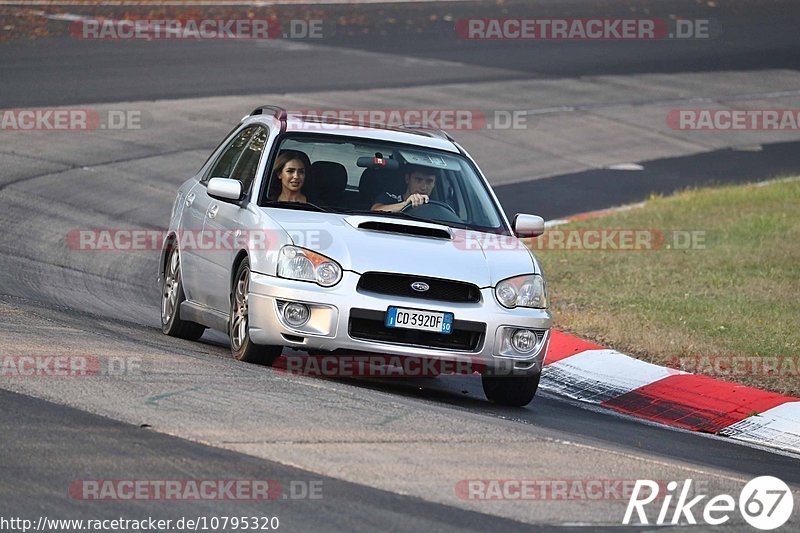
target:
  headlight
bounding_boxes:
[495,274,547,309]
[277,246,342,287]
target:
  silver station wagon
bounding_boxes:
[159,106,552,406]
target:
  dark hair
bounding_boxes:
[268,150,312,200]
[404,164,438,178]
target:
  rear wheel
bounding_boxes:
[482,372,540,407]
[230,258,282,365]
[161,246,206,341]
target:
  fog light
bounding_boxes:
[511,329,537,353]
[283,303,310,327]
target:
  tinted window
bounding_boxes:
[230,126,268,194]
[197,124,240,176]
[203,127,256,184]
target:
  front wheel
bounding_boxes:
[230,258,282,365]
[482,372,540,407]
[161,246,205,341]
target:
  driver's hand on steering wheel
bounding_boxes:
[406,194,429,208]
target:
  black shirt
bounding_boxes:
[373,191,404,206]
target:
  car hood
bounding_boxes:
[264,209,537,287]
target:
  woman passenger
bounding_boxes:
[268,150,311,202]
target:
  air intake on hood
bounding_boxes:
[358,221,451,239]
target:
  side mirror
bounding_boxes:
[207,177,242,202]
[513,214,545,238]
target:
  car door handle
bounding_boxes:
[185,192,195,207]
[208,204,219,219]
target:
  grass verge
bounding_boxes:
[530,178,800,396]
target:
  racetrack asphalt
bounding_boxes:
[1,0,799,529]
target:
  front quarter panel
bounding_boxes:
[246,206,293,279]
[482,243,538,286]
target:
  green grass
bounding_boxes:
[529,178,800,396]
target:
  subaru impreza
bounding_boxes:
[159,106,551,406]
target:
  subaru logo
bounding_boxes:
[411,281,430,292]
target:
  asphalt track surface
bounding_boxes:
[0,388,552,533]
[1,0,800,530]
[495,141,800,221]
[0,0,798,107]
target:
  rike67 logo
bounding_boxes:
[624,476,794,529]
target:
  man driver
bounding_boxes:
[371,165,437,212]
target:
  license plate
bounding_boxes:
[385,307,453,334]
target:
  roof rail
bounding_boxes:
[401,125,456,142]
[263,111,460,145]
[428,128,455,142]
[250,105,287,121]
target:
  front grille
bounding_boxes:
[357,272,481,303]
[348,309,484,352]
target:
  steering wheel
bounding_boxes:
[402,200,458,216]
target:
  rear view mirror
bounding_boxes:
[207,177,242,202]
[356,156,400,170]
[513,214,545,238]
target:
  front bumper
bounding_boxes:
[248,271,552,375]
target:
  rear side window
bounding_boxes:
[202,127,256,184]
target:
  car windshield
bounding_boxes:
[262,135,508,233]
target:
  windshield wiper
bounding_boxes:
[263,201,331,213]
[337,208,473,230]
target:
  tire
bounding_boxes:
[161,246,206,341]
[481,372,540,407]
[229,258,282,365]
